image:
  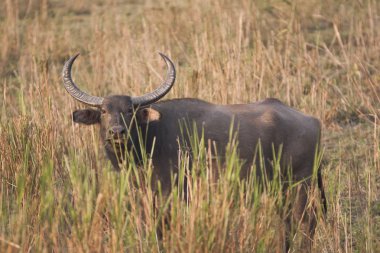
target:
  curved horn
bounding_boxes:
[62,54,104,107]
[131,53,176,107]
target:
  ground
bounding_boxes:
[0,0,379,252]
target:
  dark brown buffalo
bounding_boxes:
[62,53,326,249]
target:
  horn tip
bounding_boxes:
[72,53,80,60]
[158,52,168,59]
[158,52,175,68]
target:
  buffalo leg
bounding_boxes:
[285,179,317,252]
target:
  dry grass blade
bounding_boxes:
[0,0,379,252]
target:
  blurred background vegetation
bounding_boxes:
[0,0,379,252]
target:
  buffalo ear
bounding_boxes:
[72,109,101,125]
[137,108,161,124]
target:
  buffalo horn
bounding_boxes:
[131,53,176,107]
[62,54,104,106]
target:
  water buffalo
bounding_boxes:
[62,53,325,249]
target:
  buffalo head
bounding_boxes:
[62,53,175,169]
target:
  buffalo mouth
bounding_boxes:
[105,139,127,162]
[106,138,127,147]
[104,136,128,152]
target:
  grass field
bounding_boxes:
[0,0,379,252]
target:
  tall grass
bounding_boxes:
[0,0,379,252]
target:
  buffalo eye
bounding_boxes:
[101,108,106,114]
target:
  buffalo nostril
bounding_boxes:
[109,126,126,137]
